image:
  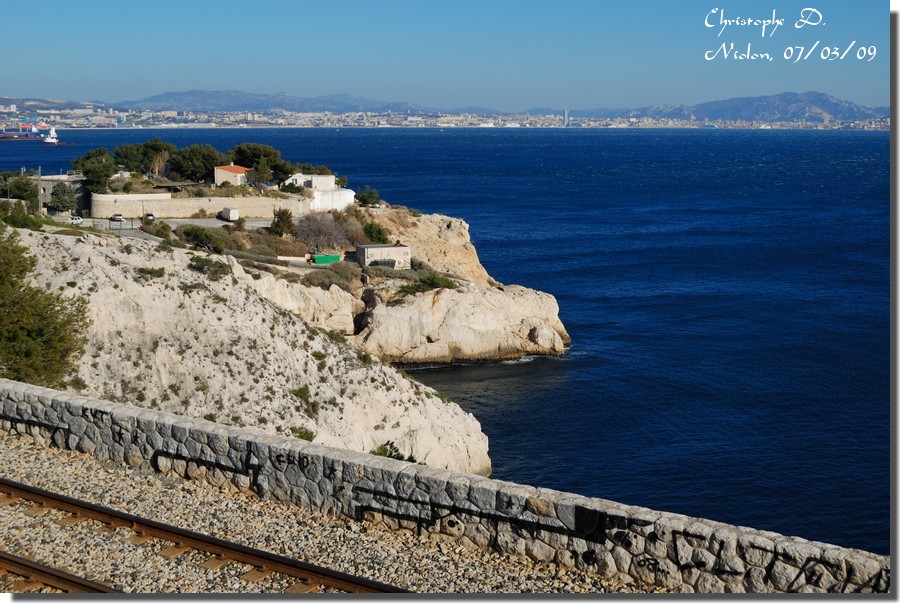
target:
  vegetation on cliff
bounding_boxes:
[0,218,90,387]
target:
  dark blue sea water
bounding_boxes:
[2,127,889,554]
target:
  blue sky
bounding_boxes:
[4,0,890,111]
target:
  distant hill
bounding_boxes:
[0,96,104,111]
[2,91,887,123]
[112,90,432,114]
[547,92,888,123]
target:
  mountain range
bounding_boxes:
[1,91,888,123]
[552,91,889,122]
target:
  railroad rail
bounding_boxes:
[0,477,410,594]
[0,550,121,593]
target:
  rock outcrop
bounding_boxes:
[354,282,570,363]
[15,228,491,476]
[354,207,571,362]
[370,209,492,284]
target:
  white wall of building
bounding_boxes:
[310,188,355,212]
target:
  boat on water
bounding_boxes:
[0,132,44,141]
[42,127,59,145]
[0,124,49,141]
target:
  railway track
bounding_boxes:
[0,477,410,594]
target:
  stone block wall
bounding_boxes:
[90,193,305,219]
[0,379,889,594]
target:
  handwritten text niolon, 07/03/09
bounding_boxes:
[703,7,877,64]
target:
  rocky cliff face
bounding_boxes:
[369,209,492,284]
[16,228,491,476]
[12,206,569,475]
[354,282,569,363]
[352,208,571,363]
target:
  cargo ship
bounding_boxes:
[0,123,50,141]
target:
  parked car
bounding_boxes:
[69,216,83,225]
[144,213,156,223]
[109,213,124,222]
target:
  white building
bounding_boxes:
[284,172,356,212]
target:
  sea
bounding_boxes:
[1,126,889,555]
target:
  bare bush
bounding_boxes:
[293,213,349,251]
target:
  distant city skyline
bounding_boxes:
[4,0,891,111]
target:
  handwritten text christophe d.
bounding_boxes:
[704,8,877,64]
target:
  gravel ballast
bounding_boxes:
[0,431,663,594]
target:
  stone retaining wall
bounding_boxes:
[0,379,889,594]
[90,193,305,219]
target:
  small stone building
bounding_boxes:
[356,244,411,270]
[214,164,250,187]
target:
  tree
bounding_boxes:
[355,185,380,205]
[71,148,117,196]
[149,149,170,178]
[293,213,349,250]
[0,223,90,387]
[112,143,147,173]
[0,172,39,208]
[364,221,389,244]
[247,157,273,189]
[113,139,176,175]
[227,143,282,172]
[271,208,293,236]
[227,143,294,184]
[169,144,227,182]
[294,163,333,175]
[47,183,77,214]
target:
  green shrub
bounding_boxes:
[144,221,172,239]
[188,256,232,281]
[397,272,457,297]
[177,225,227,253]
[179,281,209,295]
[271,208,293,236]
[135,266,165,282]
[2,201,42,230]
[325,330,346,344]
[68,376,88,391]
[355,185,380,205]
[327,261,361,280]
[290,426,315,441]
[363,221,389,244]
[369,441,416,462]
[301,268,354,293]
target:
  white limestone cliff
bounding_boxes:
[355,282,570,363]
[16,228,491,476]
[352,208,571,362]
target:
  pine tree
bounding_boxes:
[0,224,90,387]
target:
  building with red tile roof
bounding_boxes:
[214,163,250,187]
